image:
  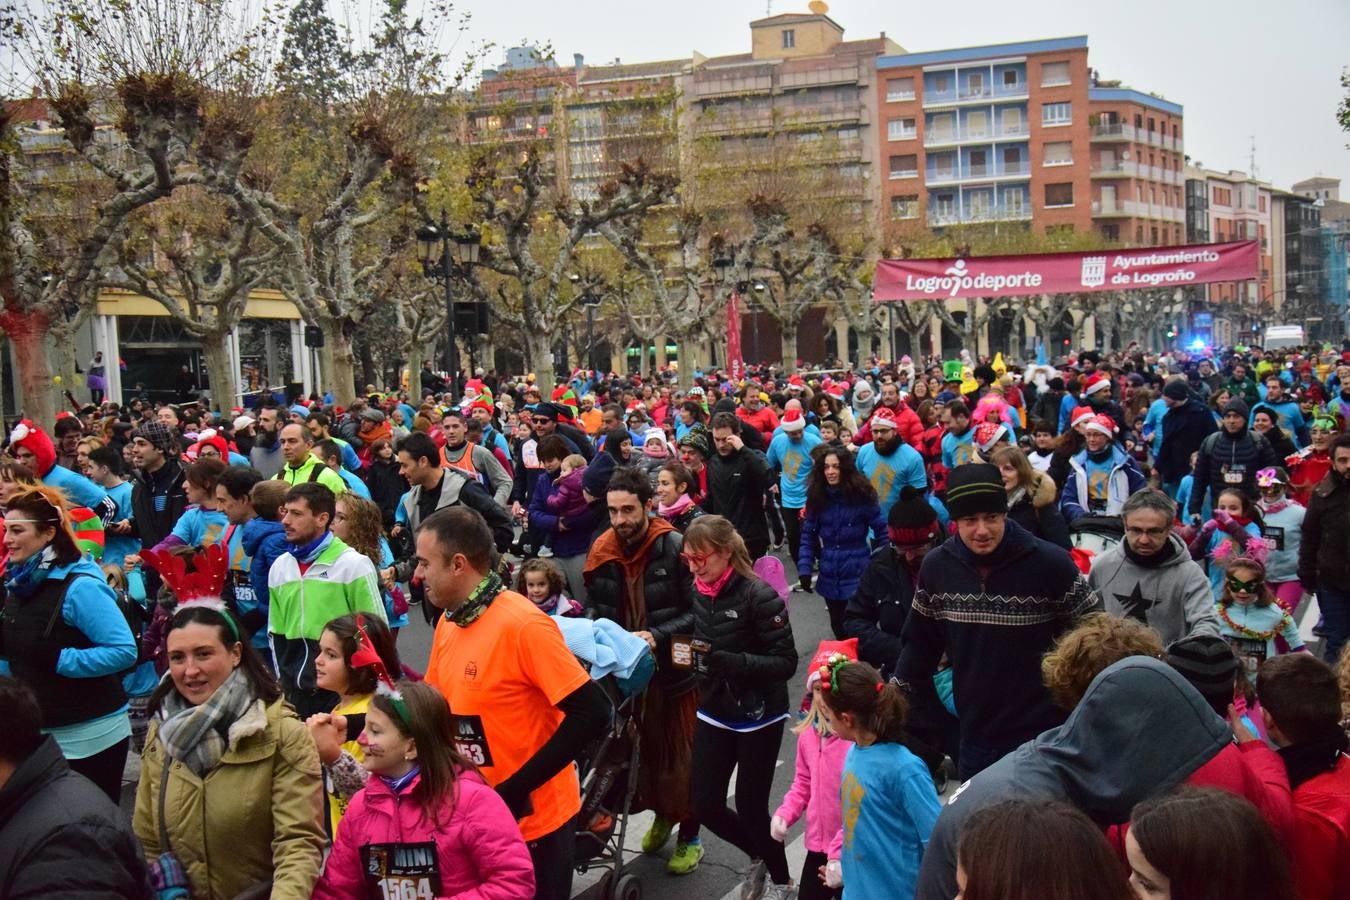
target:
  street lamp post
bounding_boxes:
[416,214,481,405]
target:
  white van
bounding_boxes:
[1263,325,1305,351]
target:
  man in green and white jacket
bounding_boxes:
[268,482,384,717]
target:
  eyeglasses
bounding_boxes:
[532,418,551,426]
[680,550,711,568]
[1124,527,1169,539]
[1226,575,1264,593]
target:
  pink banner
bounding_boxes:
[874,240,1259,301]
[726,289,744,379]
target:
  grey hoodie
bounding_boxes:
[1089,532,1221,646]
[914,656,1231,900]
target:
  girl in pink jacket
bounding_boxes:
[312,680,534,900]
[770,642,855,900]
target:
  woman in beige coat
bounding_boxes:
[134,603,325,899]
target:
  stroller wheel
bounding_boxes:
[615,874,642,900]
[597,870,615,900]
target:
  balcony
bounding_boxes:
[1091,200,1187,221]
[1090,122,1135,141]
[923,122,1029,148]
[926,160,1031,187]
[923,80,1029,109]
[928,203,1032,227]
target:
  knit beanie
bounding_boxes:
[1223,398,1250,419]
[8,420,56,476]
[131,421,175,455]
[945,463,1007,520]
[1162,380,1191,402]
[1165,635,1240,717]
[887,486,940,545]
[677,428,711,459]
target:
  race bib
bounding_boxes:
[670,634,694,670]
[361,841,440,900]
[1225,636,1267,675]
[230,571,255,607]
[450,714,494,767]
[1262,526,1285,552]
[1222,464,1246,484]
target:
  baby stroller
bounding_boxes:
[1067,515,1124,573]
[566,623,656,900]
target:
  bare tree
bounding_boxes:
[466,149,676,390]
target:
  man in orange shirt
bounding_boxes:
[578,393,603,436]
[418,507,608,899]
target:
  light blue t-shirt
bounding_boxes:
[103,480,140,564]
[940,428,977,472]
[856,442,927,517]
[339,467,373,500]
[766,430,822,510]
[169,506,229,549]
[840,742,941,900]
[1143,397,1168,456]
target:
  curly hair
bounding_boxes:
[335,494,385,574]
[1041,613,1164,710]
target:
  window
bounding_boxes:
[1101,224,1119,241]
[1147,117,1155,133]
[1045,182,1074,207]
[886,77,915,102]
[1042,102,1071,126]
[969,149,988,176]
[967,71,985,97]
[1000,107,1024,134]
[1002,146,1023,172]
[1004,187,1026,214]
[1041,61,1070,86]
[1003,69,1019,87]
[1100,184,1117,211]
[931,151,957,179]
[1043,141,1072,166]
[931,194,956,216]
[782,29,795,49]
[889,154,918,178]
[890,195,919,219]
[969,190,992,216]
[966,110,988,138]
[929,112,955,138]
[932,73,950,93]
[888,117,916,140]
[1259,195,1267,213]
[1212,186,1232,206]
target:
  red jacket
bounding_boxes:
[852,402,923,450]
[917,424,948,496]
[1289,753,1350,900]
[1188,741,1296,847]
[737,405,780,444]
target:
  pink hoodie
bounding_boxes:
[313,769,535,900]
[774,723,853,853]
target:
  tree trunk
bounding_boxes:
[676,337,697,388]
[202,334,238,412]
[525,330,555,392]
[5,311,55,429]
[357,337,377,394]
[405,343,424,395]
[781,322,799,375]
[318,322,358,405]
[49,322,80,405]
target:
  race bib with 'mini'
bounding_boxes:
[362,841,441,900]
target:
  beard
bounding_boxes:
[873,432,902,456]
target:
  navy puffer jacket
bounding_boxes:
[797,487,888,600]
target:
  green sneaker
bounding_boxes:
[667,839,704,875]
[641,816,674,854]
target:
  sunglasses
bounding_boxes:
[1226,575,1264,593]
[680,550,712,568]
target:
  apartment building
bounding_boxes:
[1184,167,1274,310]
[875,36,1184,246]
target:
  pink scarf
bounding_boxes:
[694,566,735,597]
[658,494,695,520]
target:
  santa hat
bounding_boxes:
[825,383,846,401]
[805,638,858,691]
[1084,414,1117,438]
[787,375,805,390]
[868,406,898,431]
[1070,405,1096,430]
[781,409,805,433]
[469,399,494,416]
[974,422,1009,453]
[8,419,56,477]
[1082,372,1111,396]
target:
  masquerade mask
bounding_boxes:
[1226,574,1264,594]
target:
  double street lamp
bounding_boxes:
[416,212,481,405]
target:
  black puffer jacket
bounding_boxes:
[585,528,696,693]
[1189,426,1280,517]
[1298,470,1350,588]
[693,571,797,725]
[843,544,918,673]
[0,736,152,898]
[701,447,776,550]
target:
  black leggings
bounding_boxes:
[822,598,848,640]
[690,719,790,884]
[69,737,130,804]
[799,849,841,900]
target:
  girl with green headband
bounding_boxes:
[1287,412,1338,505]
[135,602,326,899]
[313,680,536,900]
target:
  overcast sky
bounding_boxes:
[458,0,1349,192]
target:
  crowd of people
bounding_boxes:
[2,340,1350,899]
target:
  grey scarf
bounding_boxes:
[156,668,259,777]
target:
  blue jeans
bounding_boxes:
[1319,583,1350,665]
